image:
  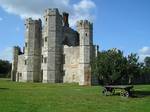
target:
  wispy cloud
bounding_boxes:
[0,17,3,21]
[0,47,12,62]
[0,0,96,27]
[138,46,150,62]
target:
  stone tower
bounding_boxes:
[24,18,42,82]
[77,20,93,85]
[11,46,21,81]
[41,8,63,83]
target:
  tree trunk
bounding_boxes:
[128,77,132,84]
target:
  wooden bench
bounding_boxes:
[102,85,134,97]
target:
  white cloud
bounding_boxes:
[0,0,96,27]
[0,17,3,21]
[70,0,96,26]
[74,0,96,12]
[138,46,150,62]
[0,47,12,62]
[139,46,150,55]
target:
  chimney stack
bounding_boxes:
[63,12,69,27]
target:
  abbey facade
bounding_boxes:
[11,8,98,85]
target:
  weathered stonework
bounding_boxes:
[77,20,93,85]
[41,8,63,83]
[63,45,80,83]
[11,46,21,81]
[11,8,98,85]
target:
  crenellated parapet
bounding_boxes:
[13,46,22,56]
[25,18,42,24]
[44,8,60,17]
[77,20,93,30]
[25,18,42,30]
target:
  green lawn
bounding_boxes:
[0,79,150,112]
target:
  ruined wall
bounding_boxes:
[63,27,79,46]
[17,54,25,82]
[63,45,80,83]
[62,22,80,83]
[11,46,21,81]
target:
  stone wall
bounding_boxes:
[11,46,21,81]
[63,45,80,83]
[17,54,25,82]
[24,18,42,82]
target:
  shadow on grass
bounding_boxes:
[0,88,9,90]
[132,90,150,98]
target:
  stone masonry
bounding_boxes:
[11,8,98,85]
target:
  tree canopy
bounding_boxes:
[91,49,142,85]
[144,57,150,67]
[0,59,11,78]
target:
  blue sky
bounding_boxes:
[0,0,150,62]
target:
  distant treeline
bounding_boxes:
[0,59,11,78]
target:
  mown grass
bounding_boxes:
[0,78,150,112]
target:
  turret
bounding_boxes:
[24,18,42,56]
[77,20,93,30]
[11,46,21,81]
[24,18,42,82]
[42,8,63,83]
[77,20,93,46]
[77,20,93,85]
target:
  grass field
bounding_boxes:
[0,79,150,112]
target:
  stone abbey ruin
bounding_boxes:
[11,8,98,85]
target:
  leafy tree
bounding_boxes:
[91,49,141,85]
[139,57,150,84]
[0,59,11,78]
[126,53,141,84]
[144,57,150,67]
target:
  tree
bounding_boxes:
[0,59,12,78]
[91,49,141,85]
[140,57,150,83]
[144,57,150,67]
[126,53,141,84]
